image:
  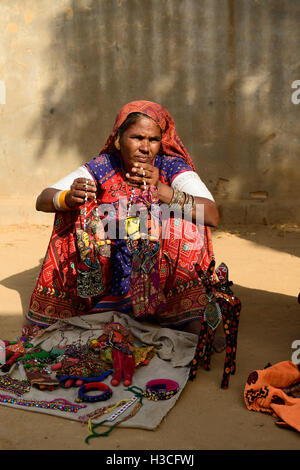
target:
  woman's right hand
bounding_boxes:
[65,178,97,208]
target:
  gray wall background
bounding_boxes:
[0,0,299,225]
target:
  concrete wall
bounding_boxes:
[0,0,299,225]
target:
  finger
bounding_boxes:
[131,167,149,178]
[66,195,85,207]
[73,182,97,192]
[132,164,155,176]
[73,177,96,185]
[133,162,154,171]
[72,191,97,202]
[71,190,87,199]
[72,196,86,205]
[126,170,152,181]
[125,174,146,184]
[71,186,97,197]
[72,179,97,190]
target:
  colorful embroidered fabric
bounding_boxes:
[26,153,214,327]
[125,185,165,319]
[76,214,111,299]
[26,367,60,391]
[244,361,300,432]
[26,205,102,326]
[55,359,110,381]
[90,339,155,368]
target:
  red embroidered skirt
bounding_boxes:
[26,209,214,328]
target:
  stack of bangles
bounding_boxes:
[76,382,113,403]
[53,190,72,211]
[144,379,179,401]
[170,188,195,217]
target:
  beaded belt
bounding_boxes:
[0,394,86,413]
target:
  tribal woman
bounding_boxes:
[25,100,221,342]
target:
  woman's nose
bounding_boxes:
[139,139,150,153]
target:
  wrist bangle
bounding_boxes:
[53,190,72,211]
[144,379,179,401]
[170,189,186,210]
[183,193,195,217]
[76,382,113,403]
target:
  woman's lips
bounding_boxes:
[135,156,149,163]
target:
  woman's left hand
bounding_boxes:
[125,162,159,188]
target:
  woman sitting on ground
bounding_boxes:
[25,100,221,344]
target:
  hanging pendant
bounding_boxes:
[124,216,140,240]
[77,263,105,298]
[204,296,222,330]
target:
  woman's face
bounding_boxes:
[119,117,162,172]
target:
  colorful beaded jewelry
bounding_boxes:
[0,394,86,413]
[0,375,31,397]
[169,189,196,219]
[82,178,99,231]
[77,382,112,403]
[78,398,132,424]
[103,396,138,422]
[85,396,142,443]
[53,190,72,211]
[83,179,89,231]
[144,379,179,401]
[80,396,138,427]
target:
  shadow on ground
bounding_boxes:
[0,259,43,319]
[213,223,300,259]
[1,263,299,368]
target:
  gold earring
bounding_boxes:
[115,136,120,150]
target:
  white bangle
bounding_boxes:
[53,190,62,211]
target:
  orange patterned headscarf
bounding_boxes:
[99,100,196,171]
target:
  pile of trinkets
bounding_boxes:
[0,323,179,441]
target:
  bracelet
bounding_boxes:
[144,379,179,401]
[183,193,195,218]
[170,189,196,217]
[76,382,113,403]
[170,188,186,209]
[53,190,72,211]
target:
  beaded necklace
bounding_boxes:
[85,394,141,443]
[83,179,99,231]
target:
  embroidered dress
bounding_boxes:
[26,152,213,327]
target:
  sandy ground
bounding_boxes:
[0,222,299,450]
